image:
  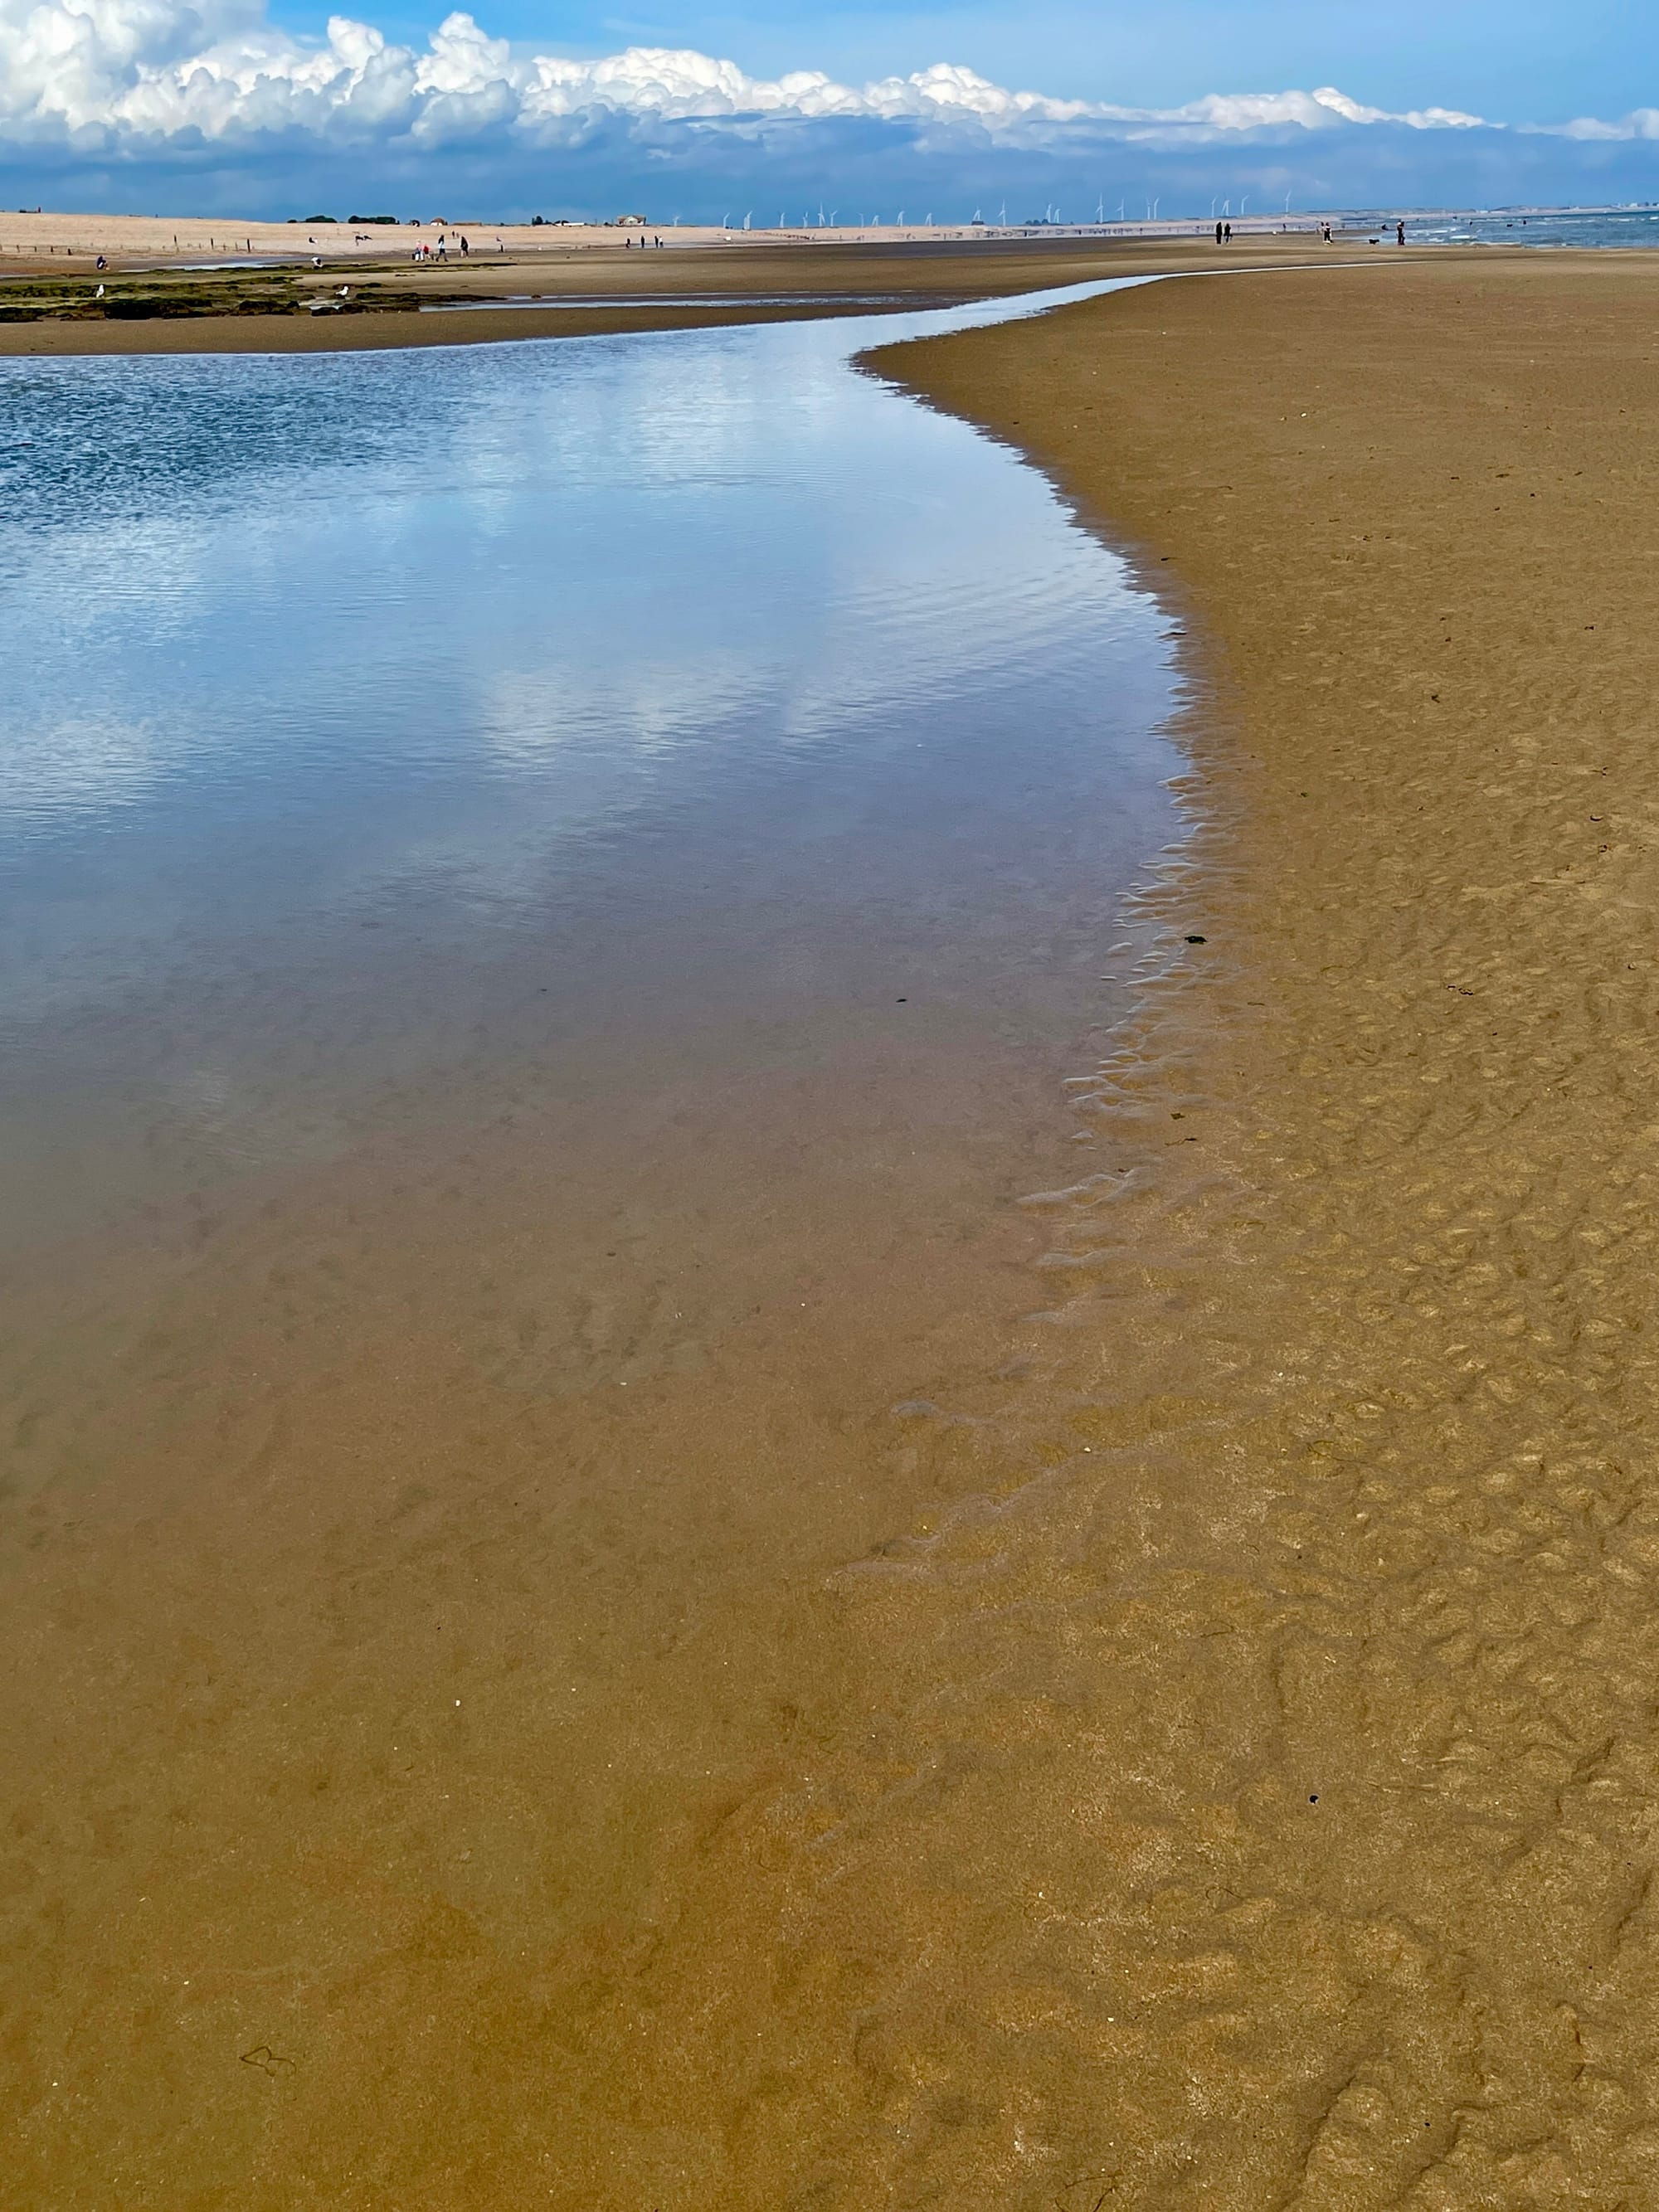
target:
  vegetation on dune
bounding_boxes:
[0,268,431,322]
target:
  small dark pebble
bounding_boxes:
[1309,1793,1319,1804]
[895,997,907,1003]
[1185,934,1206,944]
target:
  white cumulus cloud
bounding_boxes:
[0,0,1501,149]
[1529,108,1659,141]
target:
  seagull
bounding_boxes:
[95,282,105,298]
[338,284,350,296]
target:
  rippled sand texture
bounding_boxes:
[12,253,1656,2208]
[566,254,1659,2205]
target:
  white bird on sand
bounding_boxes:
[338,284,350,296]
[95,283,105,297]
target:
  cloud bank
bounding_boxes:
[0,2,1496,144]
[2,0,1657,216]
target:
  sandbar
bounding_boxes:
[0,231,1415,354]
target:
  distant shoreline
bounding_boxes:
[0,231,1453,357]
[0,208,1332,270]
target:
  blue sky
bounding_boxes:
[3,0,1657,219]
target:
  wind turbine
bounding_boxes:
[1239,194,1248,216]
[743,211,752,230]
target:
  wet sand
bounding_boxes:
[702,249,1659,2200]
[8,247,1649,2205]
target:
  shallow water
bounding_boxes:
[0,282,1184,2202]
[1,280,1177,1254]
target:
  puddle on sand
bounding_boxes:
[0,283,1183,2201]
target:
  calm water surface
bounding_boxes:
[1,280,1179,1253]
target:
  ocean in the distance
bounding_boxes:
[1374,207,1659,248]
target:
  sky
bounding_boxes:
[3,0,1657,221]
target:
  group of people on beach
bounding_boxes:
[1217,217,1405,246]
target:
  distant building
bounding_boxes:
[616,213,648,226]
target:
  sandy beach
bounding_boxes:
[695,249,1659,2200]
[0,207,1325,267]
[0,230,1390,354]
[7,241,1657,2205]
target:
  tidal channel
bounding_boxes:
[2,280,1183,2202]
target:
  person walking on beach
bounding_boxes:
[1321,220,1332,243]
[1215,220,1224,245]
[1224,221,1232,243]
[459,235,469,256]
[1397,221,1406,246]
